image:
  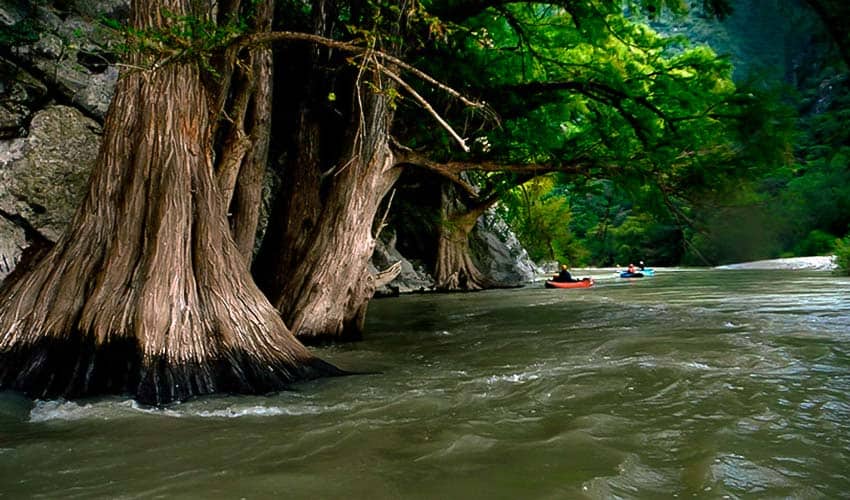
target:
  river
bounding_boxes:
[1,269,848,498]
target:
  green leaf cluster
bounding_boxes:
[834,236,850,276]
[497,175,583,264]
[114,11,249,73]
[399,2,768,266]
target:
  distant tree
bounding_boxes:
[834,235,850,275]
[499,175,577,265]
[804,0,850,68]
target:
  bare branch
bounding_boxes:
[391,142,479,197]
[372,261,403,289]
[374,188,397,239]
[236,31,498,138]
[216,60,255,209]
[247,32,493,118]
[394,146,599,177]
[377,61,469,152]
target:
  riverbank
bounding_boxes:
[714,255,837,271]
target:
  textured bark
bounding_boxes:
[228,48,272,262]
[0,0,337,405]
[214,0,274,265]
[434,181,493,291]
[254,100,400,341]
[252,0,404,342]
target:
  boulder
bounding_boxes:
[470,209,542,286]
[372,229,434,296]
[2,1,124,120]
[0,104,100,280]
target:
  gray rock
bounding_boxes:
[0,58,49,138]
[0,100,28,138]
[0,105,99,279]
[4,2,122,119]
[370,208,540,295]
[71,0,130,21]
[74,65,118,117]
[31,30,65,59]
[372,230,434,295]
[24,32,118,118]
[471,209,541,286]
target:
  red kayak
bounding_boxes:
[544,278,594,289]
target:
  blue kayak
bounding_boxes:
[619,268,654,278]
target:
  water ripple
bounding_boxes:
[3,270,849,498]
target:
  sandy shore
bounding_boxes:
[714,255,837,271]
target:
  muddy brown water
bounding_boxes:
[1,269,848,498]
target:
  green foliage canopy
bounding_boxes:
[392,1,775,265]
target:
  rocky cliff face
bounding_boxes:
[470,210,542,286]
[0,0,121,280]
[0,0,539,288]
[0,104,100,277]
[1,1,123,121]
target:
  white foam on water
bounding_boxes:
[28,399,158,422]
[28,398,351,422]
[188,403,351,418]
[484,371,541,384]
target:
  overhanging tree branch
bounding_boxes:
[233,30,497,149]
[393,145,600,177]
[376,61,470,151]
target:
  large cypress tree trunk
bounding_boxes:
[252,1,401,342]
[254,87,400,342]
[434,181,492,291]
[215,0,274,265]
[0,0,336,405]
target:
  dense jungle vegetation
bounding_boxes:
[494,1,850,268]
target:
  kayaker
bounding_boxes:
[638,261,646,271]
[556,264,575,282]
[627,263,636,274]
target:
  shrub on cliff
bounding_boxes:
[835,236,850,276]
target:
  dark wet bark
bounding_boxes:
[213,0,275,265]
